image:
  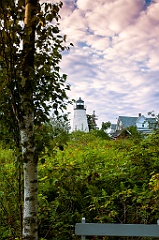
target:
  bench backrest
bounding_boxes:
[75,218,159,239]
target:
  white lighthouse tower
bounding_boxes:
[73,97,89,132]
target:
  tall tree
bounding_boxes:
[0,0,71,239]
[20,1,39,238]
[87,111,98,131]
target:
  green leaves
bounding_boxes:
[37,132,158,238]
[0,2,72,238]
[2,131,159,239]
[0,0,72,138]
[0,146,22,239]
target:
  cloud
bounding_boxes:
[46,0,159,127]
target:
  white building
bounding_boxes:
[109,113,157,139]
[72,97,89,132]
[116,113,157,134]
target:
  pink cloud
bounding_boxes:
[44,0,159,126]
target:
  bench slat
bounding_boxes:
[75,223,159,237]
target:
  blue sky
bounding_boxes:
[51,0,159,128]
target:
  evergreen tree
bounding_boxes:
[87,111,98,131]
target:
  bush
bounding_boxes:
[1,131,159,240]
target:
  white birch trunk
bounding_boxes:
[20,119,38,239]
[21,1,39,239]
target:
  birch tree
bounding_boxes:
[0,0,71,239]
[20,1,38,238]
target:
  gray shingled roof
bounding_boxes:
[119,116,137,128]
[119,116,157,129]
[110,124,116,130]
[147,117,157,124]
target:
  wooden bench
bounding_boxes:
[75,218,159,239]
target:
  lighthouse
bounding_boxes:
[72,97,89,132]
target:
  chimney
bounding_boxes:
[138,113,141,117]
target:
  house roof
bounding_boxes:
[118,115,157,129]
[110,124,117,130]
[110,129,132,140]
[146,117,157,124]
[118,116,137,128]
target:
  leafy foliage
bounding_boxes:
[126,125,143,140]
[0,147,22,239]
[101,121,111,131]
[1,131,159,239]
[36,114,71,159]
[0,0,72,143]
[0,1,73,238]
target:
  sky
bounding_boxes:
[50,0,159,128]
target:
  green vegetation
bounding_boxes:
[0,1,72,238]
[1,130,159,240]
